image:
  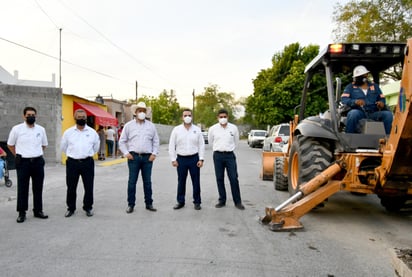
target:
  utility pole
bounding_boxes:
[59,28,62,88]
[135,81,138,103]
[192,89,195,122]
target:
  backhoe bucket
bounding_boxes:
[261,151,283,180]
[260,162,343,231]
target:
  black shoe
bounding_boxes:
[194,204,201,210]
[173,203,185,210]
[33,211,49,219]
[65,210,75,217]
[85,209,94,217]
[215,202,225,208]
[235,203,245,210]
[146,205,157,212]
[126,206,134,213]
[16,213,26,223]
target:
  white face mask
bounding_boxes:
[218,117,228,125]
[137,112,146,120]
[183,116,192,124]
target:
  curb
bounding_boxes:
[97,158,127,167]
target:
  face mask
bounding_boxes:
[76,119,86,126]
[219,117,228,125]
[354,76,368,86]
[26,116,36,125]
[137,112,146,120]
[183,116,192,124]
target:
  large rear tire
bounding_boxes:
[273,157,288,191]
[379,196,407,212]
[288,136,333,195]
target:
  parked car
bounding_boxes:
[247,130,267,148]
[262,123,290,152]
[202,131,208,144]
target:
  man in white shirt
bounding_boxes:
[169,109,205,210]
[208,108,245,210]
[61,109,100,217]
[7,106,49,223]
[105,126,116,157]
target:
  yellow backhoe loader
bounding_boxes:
[260,38,412,231]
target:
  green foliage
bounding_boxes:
[138,90,182,125]
[194,84,238,129]
[333,0,412,42]
[245,43,324,128]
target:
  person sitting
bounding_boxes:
[341,65,393,134]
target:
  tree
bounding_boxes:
[139,90,182,125]
[333,0,412,42]
[245,43,324,128]
[333,0,412,80]
[195,84,238,129]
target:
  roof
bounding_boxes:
[74,102,118,127]
[305,42,406,76]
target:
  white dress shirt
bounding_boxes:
[168,124,205,161]
[61,125,100,159]
[208,122,239,152]
[7,122,48,158]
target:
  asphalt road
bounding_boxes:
[0,141,410,277]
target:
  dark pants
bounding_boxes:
[106,140,114,156]
[212,151,242,205]
[127,153,153,207]
[346,109,393,134]
[176,154,201,205]
[66,157,94,211]
[15,156,45,213]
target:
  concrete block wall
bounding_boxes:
[154,123,174,145]
[0,84,62,163]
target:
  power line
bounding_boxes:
[34,0,59,29]
[56,0,177,87]
[0,36,133,84]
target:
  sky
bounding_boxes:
[1,0,348,108]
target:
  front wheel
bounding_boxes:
[5,179,12,187]
[288,136,333,195]
[273,157,288,191]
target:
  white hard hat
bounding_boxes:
[353,65,369,77]
[131,101,147,114]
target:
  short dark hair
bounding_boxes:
[23,106,37,115]
[217,108,228,115]
[183,108,192,113]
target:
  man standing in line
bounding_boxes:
[208,108,245,210]
[169,109,205,210]
[7,106,49,223]
[61,109,100,217]
[105,126,116,157]
[119,102,159,213]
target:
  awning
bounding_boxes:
[74,102,118,127]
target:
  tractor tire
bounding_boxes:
[379,196,407,212]
[288,136,333,196]
[273,157,288,191]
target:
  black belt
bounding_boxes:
[130,151,151,156]
[177,153,198,158]
[215,151,233,154]
[68,156,92,162]
[20,155,43,162]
